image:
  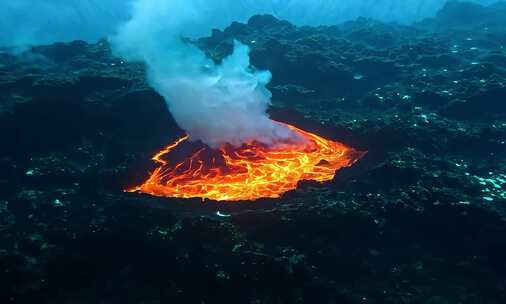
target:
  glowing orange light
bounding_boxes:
[128,122,364,201]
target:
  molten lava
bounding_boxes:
[129,122,364,201]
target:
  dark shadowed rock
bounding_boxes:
[248,14,280,28]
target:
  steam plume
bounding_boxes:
[111,0,298,147]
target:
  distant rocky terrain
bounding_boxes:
[1,2,505,303]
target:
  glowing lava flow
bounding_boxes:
[129,122,364,201]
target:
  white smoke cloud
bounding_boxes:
[111,0,300,147]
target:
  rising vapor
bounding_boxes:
[110,0,300,147]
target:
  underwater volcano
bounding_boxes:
[129,121,364,201]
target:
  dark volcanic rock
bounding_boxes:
[442,87,506,120]
[435,1,506,28]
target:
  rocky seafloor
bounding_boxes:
[1,1,506,303]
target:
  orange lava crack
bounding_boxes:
[128,122,364,201]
